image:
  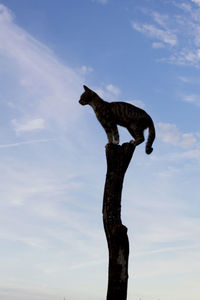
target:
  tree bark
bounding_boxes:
[103,142,135,300]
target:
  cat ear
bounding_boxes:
[83,85,92,93]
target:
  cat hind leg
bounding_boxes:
[128,127,144,146]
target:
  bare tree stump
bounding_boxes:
[103,142,136,300]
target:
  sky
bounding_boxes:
[0,0,200,299]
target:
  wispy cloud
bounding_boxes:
[91,0,108,4]
[182,94,200,106]
[106,84,121,96]
[157,122,198,149]
[128,99,145,109]
[156,122,181,145]
[79,65,93,75]
[0,139,55,148]
[152,41,165,49]
[132,2,200,68]
[12,118,45,133]
[169,49,200,67]
[0,4,85,130]
[91,83,121,100]
[132,22,177,47]
[191,0,200,6]
[178,76,191,83]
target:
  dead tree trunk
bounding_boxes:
[103,142,135,300]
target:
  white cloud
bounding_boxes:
[79,65,93,75]
[169,48,200,67]
[12,118,45,132]
[157,122,180,145]
[178,76,191,83]
[91,0,108,4]
[0,4,84,129]
[131,4,200,68]
[152,42,165,49]
[176,2,192,12]
[191,0,200,6]
[0,4,13,22]
[181,148,200,160]
[128,99,145,109]
[132,22,177,47]
[157,122,197,148]
[106,84,121,96]
[183,94,200,106]
[90,84,121,100]
[181,133,197,148]
[152,11,169,28]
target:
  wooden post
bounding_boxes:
[103,142,136,300]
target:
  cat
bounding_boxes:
[79,85,155,154]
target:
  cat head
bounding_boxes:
[79,85,95,105]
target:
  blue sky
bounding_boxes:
[0,0,200,299]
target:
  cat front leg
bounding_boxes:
[104,127,114,144]
[112,125,119,144]
[104,126,119,144]
[107,132,114,143]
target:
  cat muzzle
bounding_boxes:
[79,99,87,105]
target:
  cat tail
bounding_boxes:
[146,120,155,155]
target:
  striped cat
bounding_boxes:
[79,85,155,154]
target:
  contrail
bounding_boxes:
[0,138,56,148]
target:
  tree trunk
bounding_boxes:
[103,142,135,300]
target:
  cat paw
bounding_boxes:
[146,146,153,154]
